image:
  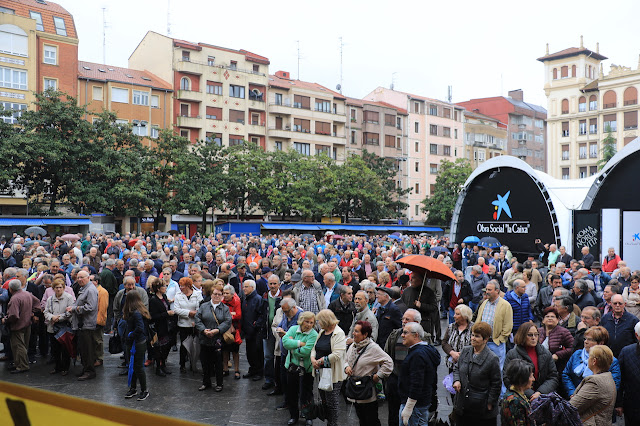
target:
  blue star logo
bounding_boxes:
[634,233,640,241]
[492,191,512,221]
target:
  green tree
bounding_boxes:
[598,124,617,170]
[173,139,226,232]
[421,158,472,226]
[289,153,336,221]
[222,142,265,219]
[361,149,411,220]
[0,106,22,192]
[333,154,385,222]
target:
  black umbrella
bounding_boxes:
[300,233,314,239]
[25,226,46,236]
[430,246,450,254]
[24,240,51,248]
[478,237,501,249]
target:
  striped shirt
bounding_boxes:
[481,297,499,328]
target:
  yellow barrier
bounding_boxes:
[0,380,206,426]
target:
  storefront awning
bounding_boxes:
[0,217,91,226]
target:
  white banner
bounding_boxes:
[622,211,640,271]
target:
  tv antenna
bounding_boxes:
[102,8,108,64]
[447,85,452,103]
[338,36,344,93]
[391,72,397,90]
[296,40,301,79]
[167,0,172,36]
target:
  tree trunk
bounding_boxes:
[49,182,58,212]
[201,207,207,235]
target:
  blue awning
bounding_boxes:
[0,218,91,226]
[259,223,443,233]
[261,224,321,231]
[42,218,91,225]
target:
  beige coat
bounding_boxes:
[569,371,616,426]
[310,325,346,384]
[344,340,393,403]
[271,307,284,357]
[476,297,513,345]
[43,292,74,334]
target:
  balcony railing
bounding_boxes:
[603,103,616,109]
[176,58,266,76]
[624,99,637,106]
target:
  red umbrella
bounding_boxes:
[127,239,139,248]
[332,235,344,240]
[396,254,456,282]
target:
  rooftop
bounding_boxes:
[269,73,345,100]
[537,47,607,62]
[345,97,408,115]
[78,61,173,91]
[2,0,77,38]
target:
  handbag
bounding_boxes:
[108,329,123,354]
[463,384,489,414]
[318,367,333,391]
[210,306,225,349]
[344,344,375,400]
[223,324,236,345]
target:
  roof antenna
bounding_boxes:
[102,8,107,64]
[391,72,397,90]
[448,85,452,103]
[296,40,301,79]
[167,0,172,36]
[338,37,344,94]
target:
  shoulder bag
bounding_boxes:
[462,359,489,415]
[344,344,375,400]
[211,306,233,346]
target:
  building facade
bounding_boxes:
[364,87,464,223]
[77,61,173,146]
[538,42,640,179]
[129,31,269,147]
[267,70,347,161]
[462,110,507,169]
[457,90,547,172]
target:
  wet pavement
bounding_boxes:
[0,324,454,425]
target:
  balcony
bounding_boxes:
[175,58,266,77]
[624,99,638,106]
[603,103,616,109]
[176,90,203,102]
[268,126,292,139]
[248,99,265,110]
[247,122,266,135]
[269,102,292,115]
[176,115,202,128]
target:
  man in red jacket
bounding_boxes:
[2,279,40,373]
[602,247,622,273]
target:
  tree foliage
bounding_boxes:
[421,158,472,226]
[598,124,617,170]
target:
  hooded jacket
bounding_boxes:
[398,342,440,407]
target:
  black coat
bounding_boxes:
[398,343,440,407]
[443,280,474,309]
[504,344,558,398]
[241,290,265,338]
[453,345,501,418]
[401,285,438,336]
[149,294,171,338]
[328,298,356,335]
[376,301,402,347]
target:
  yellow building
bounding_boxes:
[462,110,507,169]
[267,70,347,162]
[538,39,640,179]
[129,31,269,147]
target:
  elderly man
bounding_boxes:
[347,290,378,344]
[616,322,640,424]
[87,247,101,274]
[580,246,594,269]
[241,280,265,381]
[573,306,601,350]
[547,244,560,267]
[558,245,573,266]
[601,294,639,357]
[140,260,158,290]
[477,280,513,369]
[375,287,402,347]
[616,266,632,289]
[328,285,355,334]
[2,279,40,373]
[401,270,438,340]
[323,273,341,307]
[468,265,489,312]
[602,247,621,274]
[555,295,579,336]
[572,279,595,310]
[262,275,282,391]
[589,262,610,297]
[67,271,98,380]
[505,279,532,346]
[598,284,616,316]
[292,269,324,315]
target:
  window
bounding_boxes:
[253,64,260,73]
[579,143,587,159]
[364,111,379,123]
[561,99,569,114]
[206,81,222,95]
[111,87,128,103]
[229,85,245,98]
[562,168,569,180]
[293,118,310,133]
[603,114,617,131]
[429,104,437,116]
[413,102,419,113]
[115,119,128,126]
[415,142,419,152]
[316,145,330,156]
[454,129,458,139]
[229,61,237,70]
[0,24,28,57]
[579,120,587,135]
[151,95,159,108]
[590,166,598,176]
[181,51,190,62]
[294,142,310,156]
[43,78,56,90]
[535,119,544,128]
[92,86,103,101]
[132,90,149,106]
[40,44,57,65]
[589,143,598,158]
[132,120,147,137]
[561,121,569,137]
[443,127,451,137]
[180,129,189,139]
[207,56,215,66]
[293,95,310,109]
[415,205,419,216]
[414,122,419,133]
[206,106,222,120]
[53,17,66,36]
[151,126,159,139]
[29,11,44,31]
[0,101,26,124]
[0,66,27,89]
[350,130,356,144]
[589,118,597,134]
[624,111,637,130]
[443,145,451,156]
[0,6,15,13]
[561,145,569,160]
[229,109,245,124]
[315,121,331,135]
[589,95,597,111]
[315,99,331,113]
[415,183,420,194]
[350,108,357,121]
[275,141,283,151]
[624,87,638,106]
[603,90,616,109]
[385,135,396,147]
[443,108,451,119]
[430,144,438,155]
[579,167,587,179]
[229,135,243,146]
[396,116,402,129]
[578,96,586,112]
[384,114,394,126]
[553,68,558,80]
[363,132,379,145]
[561,66,568,78]
[414,162,419,172]
[180,77,190,91]
[476,150,486,162]
[430,124,438,136]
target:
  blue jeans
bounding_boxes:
[487,341,506,395]
[399,403,429,426]
[448,307,456,324]
[469,301,478,313]
[263,333,276,384]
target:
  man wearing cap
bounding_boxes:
[375,286,402,347]
[590,262,611,298]
[236,263,254,285]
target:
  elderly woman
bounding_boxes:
[523,269,538,305]
[282,311,318,426]
[195,282,231,392]
[173,277,203,373]
[569,345,617,425]
[504,321,558,400]
[562,326,621,397]
[538,306,574,377]
[149,277,175,376]
[442,304,473,373]
[222,283,242,379]
[311,309,346,426]
[622,274,640,318]
[452,322,501,426]
[344,320,393,426]
[43,278,74,375]
[501,359,535,426]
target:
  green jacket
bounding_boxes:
[282,325,318,373]
[99,268,117,296]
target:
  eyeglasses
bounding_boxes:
[612,302,624,306]
[527,333,539,338]
[212,292,223,297]
[401,330,417,335]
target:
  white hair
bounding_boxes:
[243,280,256,290]
[404,322,425,339]
[404,308,422,324]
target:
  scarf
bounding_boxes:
[573,348,593,378]
[347,337,372,367]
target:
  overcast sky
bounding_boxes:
[61,0,640,109]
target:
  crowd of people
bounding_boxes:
[0,230,638,425]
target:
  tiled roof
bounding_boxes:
[463,109,500,123]
[345,97,408,115]
[185,42,270,65]
[4,0,77,38]
[268,74,345,100]
[581,80,599,92]
[78,61,173,91]
[537,47,607,62]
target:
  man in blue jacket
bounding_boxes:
[504,279,532,350]
[398,321,440,426]
[602,294,639,357]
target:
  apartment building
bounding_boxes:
[267,70,347,161]
[538,41,640,179]
[77,61,173,146]
[457,90,547,172]
[363,87,464,223]
[129,31,269,147]
[462,110,507,169]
